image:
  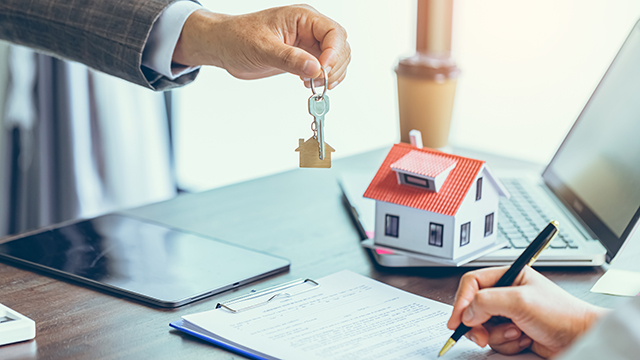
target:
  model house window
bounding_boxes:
[460,222,471,246]
[404,174,430,189]
[385,215,399,237]
[484,213,494,237]
[428,223,443,247]
[476,178,483,201]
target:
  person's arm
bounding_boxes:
[0,0,184,90]
[447,266,610,359]
[141,0,202,87]
[0,1,350,91]
[556,296,640,360]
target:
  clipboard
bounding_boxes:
[214,278,319,313]
[169,278,320,359]
[169,270,535,360]
[170,319,272,360]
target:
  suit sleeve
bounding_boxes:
[0,0,199,91]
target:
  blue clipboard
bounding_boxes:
[169,320,270,360]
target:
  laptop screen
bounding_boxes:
[543,20,640,259]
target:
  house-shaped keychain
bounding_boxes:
[363,131,510,264]
[296,137,335,168]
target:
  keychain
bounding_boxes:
[295,67,335,168]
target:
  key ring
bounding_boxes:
[310,66,328,99]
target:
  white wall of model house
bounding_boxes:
[373,166,502,260]
[375,201,455,258]
[452,167,502,259]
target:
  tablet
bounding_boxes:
[0,214,290,308]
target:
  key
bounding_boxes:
[308,94,330,160]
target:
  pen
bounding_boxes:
[337,180,368,241]
[438,220,559,357]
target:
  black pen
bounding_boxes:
[438,220,559,357]
[337,180,368,241]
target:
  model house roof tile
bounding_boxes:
[390,150,456,178]
[364,143,485,216]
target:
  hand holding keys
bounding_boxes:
[296,67,335,168]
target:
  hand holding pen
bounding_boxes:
[439,221,610,358]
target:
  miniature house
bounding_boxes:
[363,142,509,261]
[296,137,335,168]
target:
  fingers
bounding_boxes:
[469,321,532,355]
[264,42,321,79]
[327,51,350,89]
[300,56,349,90]
[448,266,532,330]
[465,322,533,356]
[465,327,489,348]
[299,6,350,87]
[486,322,523,347]
[266,8,350,88]
[447,266,510,329]
[462,286,530,327]
[316,30,350,87]
[490,335,533,355]
[301,65,331,89]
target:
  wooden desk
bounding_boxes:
[0,147,626,359]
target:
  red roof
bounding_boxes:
[364,143,485,216]
[390,150,456,178]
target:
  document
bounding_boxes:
[178,270,540,360]
[591,268,640,296]
[591,232,640,296]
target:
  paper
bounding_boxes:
[591,227,640,297]
[591,268,640,296]
[183,270,540,360]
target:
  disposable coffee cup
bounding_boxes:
[396,54,459,149]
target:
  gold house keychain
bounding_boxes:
[295,67,335,168]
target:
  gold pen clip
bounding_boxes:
[527,220,559,266]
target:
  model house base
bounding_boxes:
[360,238,507,267]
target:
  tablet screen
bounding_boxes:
[0,214,289,307]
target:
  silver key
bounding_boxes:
[308,94,330,160]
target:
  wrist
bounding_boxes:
[578,304,610,335]
[173,9,229,68]
[585,305,610,328]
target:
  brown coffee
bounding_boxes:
[396,0,459,149]
[396,63,457,148]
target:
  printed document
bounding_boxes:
[181,270,540,359]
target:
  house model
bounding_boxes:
[363,141,509,262]
[296,137,335,168]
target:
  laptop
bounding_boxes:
[350,19,640,267]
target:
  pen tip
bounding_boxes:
[438,338,456,357]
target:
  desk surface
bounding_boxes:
[0,147,626,359]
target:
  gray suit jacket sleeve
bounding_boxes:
[0,0,199,91]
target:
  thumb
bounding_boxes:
[462,287,527,327]
[266,43,321,79]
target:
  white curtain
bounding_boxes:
[0,44,176,236]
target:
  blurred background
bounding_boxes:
[174,0,640,190]
[2,0,640,235]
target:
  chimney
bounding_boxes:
[409,130,424,149]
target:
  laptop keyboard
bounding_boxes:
[498,179,578,250]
